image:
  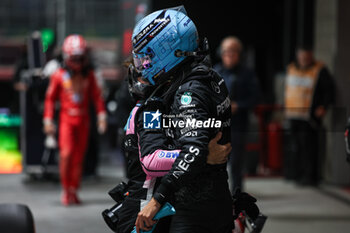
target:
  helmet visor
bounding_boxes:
[132,51,152,73]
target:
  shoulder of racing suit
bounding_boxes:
[124,99,181,178]
[124,99,170,154]
[124,102,143,153]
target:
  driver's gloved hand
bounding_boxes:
[232,188,260,221]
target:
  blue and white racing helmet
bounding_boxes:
[132,6,199,85]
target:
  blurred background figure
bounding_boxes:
[41,42,104,180]
[283,45,335,186]
[43,34,107,205]
[214,36,260,192]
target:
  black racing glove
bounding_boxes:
[233,188,260,221]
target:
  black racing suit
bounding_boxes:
[138,62,233,233]
[116,100,175,233]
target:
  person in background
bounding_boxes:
[284,44,335,186]
[213,36,260,192]
[43,34,107,205]
[42,46,103,179]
